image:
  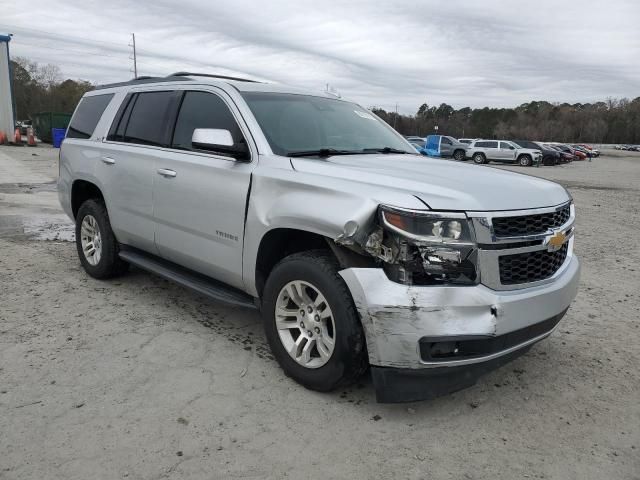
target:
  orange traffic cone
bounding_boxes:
[14,127,22,145]
[27,127,37,147]
[0,130,6,145]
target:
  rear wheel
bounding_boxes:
[75,199,129,279]
[473,153,486,164]
[262,250,368,392]
[453,149,465,161]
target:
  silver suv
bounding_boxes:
[467,139,542,166]
[58,73,580,402]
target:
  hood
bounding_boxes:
[517,148,542,154]
[291,154,570,211]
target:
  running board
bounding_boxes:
[118,248,257,309]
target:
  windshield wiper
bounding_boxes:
[361,147,410,154]
[287,148,363,158]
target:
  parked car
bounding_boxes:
[425,135,467,161]
[552,143,585,160]
[575,144,600,157]
[58,73,580,403]
[544,144,574,163]
[572,145,599,157]
[16,120,32,136]
[571,145,594,159]
[512,140,560,166]
[466,139,542,166]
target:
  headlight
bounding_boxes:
[380,206,474,244]
[378,205,478,285]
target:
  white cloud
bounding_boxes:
[1,0,638,113]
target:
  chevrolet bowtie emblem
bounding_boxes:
[547,232,567,251]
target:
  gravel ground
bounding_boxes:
[1,145,639,480]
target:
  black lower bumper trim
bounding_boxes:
[371,346,532,403]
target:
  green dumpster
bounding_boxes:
[32,112,72,143]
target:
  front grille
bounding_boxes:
[492,204,570,237]
[499,244,568,285]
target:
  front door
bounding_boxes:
[153,89,256,290]
[498,141,517,161]
[440,136,453,156]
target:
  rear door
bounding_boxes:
[100,90,179,253]
[153,87,256,290]
[480,140,498,159]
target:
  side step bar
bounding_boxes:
[118,248,257,309]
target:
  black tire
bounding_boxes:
[262,250,368,392]
[453,149,465,161]
[75,199,129,279]
[518,154,533,167]
[472,152,486,164]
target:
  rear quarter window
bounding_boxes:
[67,94,114,139]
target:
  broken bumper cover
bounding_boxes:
[339,255,580,402]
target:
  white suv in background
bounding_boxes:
[466,140,542,166]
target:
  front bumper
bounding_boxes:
[339,255,580,402]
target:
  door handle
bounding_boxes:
[157,168,177,178]
[101,156,116,165]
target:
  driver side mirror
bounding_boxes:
[191,128,250,161]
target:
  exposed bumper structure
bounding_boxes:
[339,255,580,402]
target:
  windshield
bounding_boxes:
[241,92,415,156]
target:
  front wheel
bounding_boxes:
[262,250,368,392]
[518,155,533,167]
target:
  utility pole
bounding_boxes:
[129,33,138,79]
[393,102,398,129]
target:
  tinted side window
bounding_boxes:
[499,142,513,150]
[124,91,175,146]
[441,137,452,145]
[108,94,135,142]
[485,141,498,148]
[67,94,114,139]
[475,141,490,148]
[172,91,244,151]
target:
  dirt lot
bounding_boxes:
[1,145,639,480]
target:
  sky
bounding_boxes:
[1,0,639,114]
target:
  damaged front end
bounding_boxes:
[360,205,478,286]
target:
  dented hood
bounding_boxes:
[291,154,570,211]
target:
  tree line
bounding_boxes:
[9,57,640,144]
[373,97,640,144]
[10,57,93,121]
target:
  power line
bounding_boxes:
[11,40,128,60]
[0,24,128,48]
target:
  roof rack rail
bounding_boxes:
[168,71,260,83]
[95,75,193,90]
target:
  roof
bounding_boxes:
[94,72,338,99]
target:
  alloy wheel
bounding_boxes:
[80,215,102,266]
[275,280,336,368]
